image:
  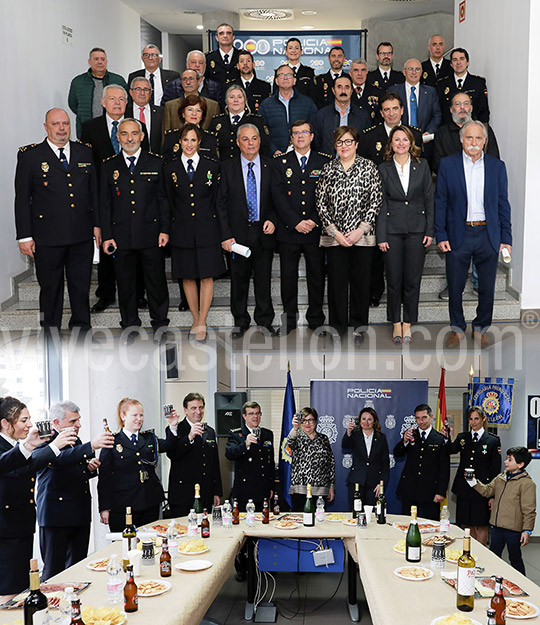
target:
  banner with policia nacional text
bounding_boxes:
[209,30,366,85]
[470,377,515,429]
[310,379,428,514]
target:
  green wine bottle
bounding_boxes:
[122,506,137,571]
[456,528,476,612]
[376,481,386,524]
[193,483,204,526]
[303,484,315,527]
[405,505,421,562]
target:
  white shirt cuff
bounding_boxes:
[18,237,33,243]
[19,443,32,459]
[49,443,61,457]
[169,424,178,436]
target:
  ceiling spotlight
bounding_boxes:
[301,10,318,15]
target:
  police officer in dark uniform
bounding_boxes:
[349,58,383,123]
[273,120,330,334]
[228,50,271,115]
[446,406,501,544]
[208,84,270,160]
[225,401,275,510]
[437,48,490,125]
[165,393,222,517]
[205,23,240,90]
[367,42,405,90]
[421,34,452,88]
[315,46,347,109]
[36,401,114,580]
[100,118,170,336]
[393,404,450,521]
[98,397,180,532]
[14,108,100,332]
[283,38,318,103]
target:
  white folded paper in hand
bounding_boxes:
[93,238,100,264]
[422,133,435,143]
[501,247,511,263]
[231,242,251,258]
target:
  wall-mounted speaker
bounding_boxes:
[214,391,247,437]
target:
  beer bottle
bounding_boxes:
[353,483,363,519]
[201,509,210,538]
[23,559,48,625]
[273,493,280,516]
[303,484,315,527]
[160,537,172,577]
[376,481,386,524]
[490,576,506,624]
[405,505,421,563]
[124,564,138,613]
[69,594,85,625]
[122,506,136,571]
[193,483,203,526]
[232,499,240,525]
[456,528,476,612]
[102,418,111,433]
[262,498,270,524]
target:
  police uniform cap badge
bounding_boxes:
[116,444,123,452]
[173,143,180,152]
[423,72,428,79]
[375,142,382,152]
[285,168,293,178]
[460,438,466,447]
[172,172,178,183]
[41,162,49,173]
[113,170,120,180]
[211,60,215,68]
[444,86,450,95]
[216,123,222,131]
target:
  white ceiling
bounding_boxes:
[124,0,453,36]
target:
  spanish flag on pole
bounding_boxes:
[435,367,447,431]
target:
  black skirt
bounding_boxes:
[0,535,33,594]
[171,244,226,280]
[455,495,491,527]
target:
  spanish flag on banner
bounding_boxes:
[435,367,446,431]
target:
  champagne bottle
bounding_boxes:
[405,505,421,562]
[353,483,363,519]
[303,484,315,527]
[490,575,506,624]
[456,528,476,612]
[23,559,48,625]
[193,483,203,526]
[376,481,386,524]
[122,506,136,571]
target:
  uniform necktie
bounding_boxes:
[383,71,389,84]
[149,73,155,105]
[244,81,250,89]
[246,161,257,222]
[473,432,478,443]
[355,86,363,97]
[410,85,417,127]
[187,158,195,180]
[421,431,426,442]
[58,147,69,170]
[111,120,120,154]
[138,107,146,124]
[435,63,440,78]
[457,78,463,90]
[223,53,229,65]
[300,155,307,173]
[128,156,136,173]
[130,433,137,444]
[232,114,240,125]
[291,65,297,76]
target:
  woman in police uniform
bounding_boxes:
[446,405,501,545]
[98,398,179,532]
[161,94,217,163]
[0,397,76,594]
[161,124,224,343]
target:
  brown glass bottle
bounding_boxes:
[124,564,138,613]
[273,493,280,516]
[160,537,172,577]
[201,508,210,538]
[70,595,85,624]
[490,576,506,624]
[232,499,240,525]
[262,498,270,524]
[102,418,111,433]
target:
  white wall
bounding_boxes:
[454,0,539,308]
[0,0,141,303]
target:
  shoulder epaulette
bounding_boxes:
[250,113,263,119]
[148,152,163,159]
[212,113,226,120]
[103,154,117,162]
[273,151,287,158]
[201,154,218,163]
[165,128,180,134]
[231,427,242,433]
[318,152,333,159]
[141,429,155,435]
[203,129,216,136]
[18,143,37,152]
[75,139,92,149]
[363,125,377,134]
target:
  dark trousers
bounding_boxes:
[401,499,440,522]
[384,233,426,323]
[279,242,325,328]
[108,505,161,533]
[446,225,498,332]
[326,245,373,333]
[229,233,274,328]
[490,525,526,575]
[39,525,91,581]
[34,240,93,330]
[369,245,385,300]
[115,247,169,330]
[96,248,116,301]
[0,535,33,594]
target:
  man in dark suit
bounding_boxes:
[437,48,490,125]
[36,401,114,580]
[283,37,318,103]
[14,108,100,332]
[127,76,164,153]
[165,393,222,517]
[315,46,347,109]
[205,24,240,90]
[127,44,180,106]
[100,119,170,338]
[162,50,223,106]
[225,401,275,510]
[217,123,277,338]
[349,58,382,123]
[393,404,450,521]
[230,50,271,114]
[435,120,512,349]
[273,121,330,334]
[367,42,405,90]
[421,34,452,88]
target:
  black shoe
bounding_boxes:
[353,330,365,345]
[235,571,246,583]
[178,299,189,312]
[260,325,278,337]
[231,327,248,339]
[370,296,380,308]
[138,297,148,309]
[91,298,114,313]
[122,329,139,346]
[277,325,296,336]
[309,324,327,337]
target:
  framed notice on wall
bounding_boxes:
[527,395,540,458]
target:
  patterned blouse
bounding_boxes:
[287,428,335,496]
[315,155,383,247]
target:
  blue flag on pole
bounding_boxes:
[279,370,296,508]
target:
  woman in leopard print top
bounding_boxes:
[316,126,383,339]
[287,407,335,512]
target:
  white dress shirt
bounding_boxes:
[363,431,374,456]
[463,151,486,221]
[123,428,139,442]
[295,149,311,168]
[404,81,420,123]
[393,155,411,195]
[0,432,32,459]
[47,139,71,164]
[134,103,151,135]
[455,71,468,88]
[472,427,484,441]
[122,147,142,170]
[181,152,200,173]
[146,67,163,106]
[106,114,124,139]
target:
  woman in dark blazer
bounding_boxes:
[445,405,501,545]
[342,406,390,507]
[161,94,218,163]
[161,124,225,342]
[0,397,76,594]
[377,125,434,344]
[98,397,180,533]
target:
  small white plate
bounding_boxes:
[505,600,540,620]
[430,617,482,625]
[325,515,349,523]
[393,566,433,581]
[175,559,213,572]
[274,522,299,530]
[137,579,172,597]
[86,559,109,571]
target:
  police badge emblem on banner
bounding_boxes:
[470,377,515,428]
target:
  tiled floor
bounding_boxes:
[204,541,540,624]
